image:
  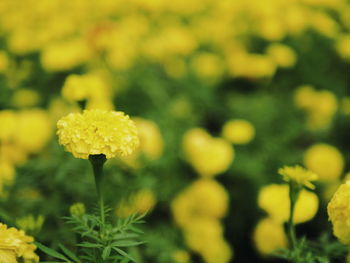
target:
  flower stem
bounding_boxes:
[89,154,107,225]
[288,183,300,250]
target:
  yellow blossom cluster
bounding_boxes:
[120,118,164,168]
[182,128,234,177]
[0,109,52,196]
[328,181,350,244]
[222,119,255,145]
[0,0,349,82]
[116,188,156,218]
[294,85,338,130]
[62,73,113,110]
[171,179,232,263]
[0,223,39,263]
[57,109,139,159]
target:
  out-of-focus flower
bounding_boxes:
[0,110,16,142]
[253,217,287,255]
[16,215,44,235]
[70,203,86,217]
[0,51,9,73]
[328,181,350,244]
[57,109,139,159]
[0,161,15,197]
[304,143,344,182]
[116,188,156,217]
[221,119,255,145]
[0,223,39,263]
[266,43,297,68]
[335,34,350,60]
[11,89,40,108]
[183,128,234,177]
[278,165,318,189]
[191,52,225,80]
[258,184,318,223]
[41,38,92,71]
[172,250,190,263]
[171,179,228,228]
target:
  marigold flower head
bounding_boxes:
[258,184,318,224]
[253,217,287,255]
[278,165,318,189]
[57,109,139,159]
[304,143,344,182]
[328,181,350,244]
[221,119,255,145]
[0,223,39,263]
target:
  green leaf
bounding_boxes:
[35,242,69,261]
[102,246,111,260]
[77,242,103,248]
[112,247,136,263]
[58,244,81,263]
[111,240,144,247]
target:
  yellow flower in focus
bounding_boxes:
[171,179,229,228]
[266,43,297,68]
[0,110,16,141]
[41,38,91,71]
[183,128,234,177]
[116,189,156,218]
[221,119,255,145]
[253,217,287,255]
[62,74,112,110]
[0,223,39,263]
[278,165,318,189]
[304,144,344,182]
[328,181,350,244]
[57,109,139,159]
[12,89,40,108]
[258,184,318,223]
[14,109,52,153]
[0,51,9,73]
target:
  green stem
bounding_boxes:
[89,154,107,225]
[288,184,300,251]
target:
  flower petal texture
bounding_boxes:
[57,109,139,159]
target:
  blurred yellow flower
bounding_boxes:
[183,128,234,177]
[258,184,318,223]
[116,188,156,218]
[304,143,344,182]
[172,250,190,263]
[266,43,297,68]
[278,165,318,189]
[0,161,15,197]
[57,109,139,159]
[221,119,255,145]
[0,51,9,73]
[70,203,86,217]
[328,181,350,244]
[16,215,44,234]
[0,110,16,142]
[191,52,225,80]
[0,223,39,263]
[335,34,350,60]
[253,217,287,255]
[11,89,40,108]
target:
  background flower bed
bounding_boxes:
[1,0,350,262]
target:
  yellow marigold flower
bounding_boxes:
[335,34,350,61]
[304,144,344,182]
[14,109,52,153]
[191,52,225,80]
[182,128,234,177]
[0,223,39,263]
[278,165,318,189]
[266,43,297,68]
[0,110,16,142]
[70,203,86,217]
[328,181,350,244]
[294,85,317,109]
[221,119,255,145]
[41,38,91,72]
[57,109,139,159]
[258,184,318,224]
[116,188,156,218]
[62,74,111,108]
[172,250,190,263]
[12,89,40,108]
[171,179,229,228]
[253,217,288,255]
[201,238,233,263]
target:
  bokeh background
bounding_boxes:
[1,0,350,262]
